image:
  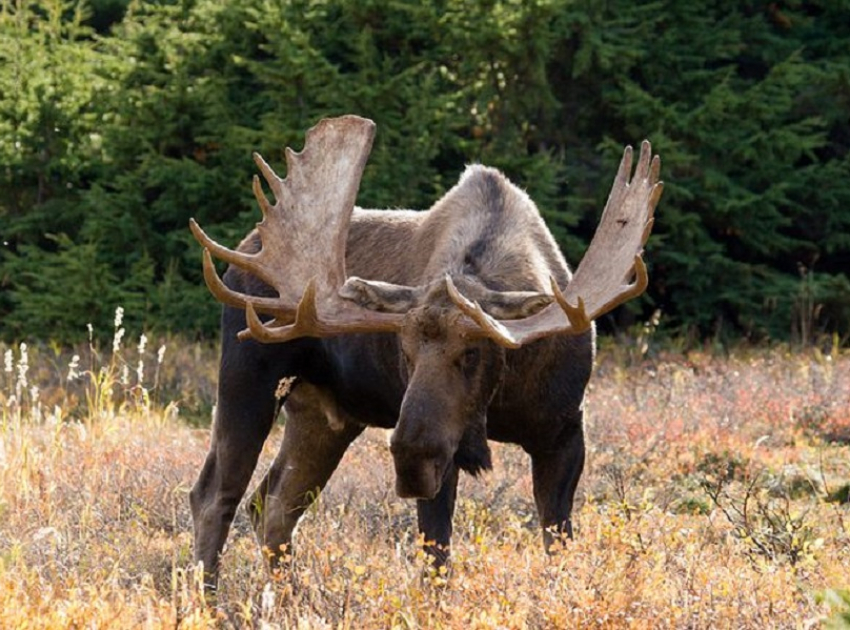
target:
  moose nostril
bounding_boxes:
[393,455,447,500]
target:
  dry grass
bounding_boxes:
[1,323,849,628]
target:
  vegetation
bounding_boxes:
[0,320,849,627]
[1,0,849,343]
[3,3,848,626]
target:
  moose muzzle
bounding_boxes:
[391,454,448,499]
[390,403,456,500]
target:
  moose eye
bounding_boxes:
[456,348,480,374]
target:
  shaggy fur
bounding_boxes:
[190,163,594,585]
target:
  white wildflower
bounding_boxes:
[4,349,12,373]
[136,334,148,384]
[261,582,275,620]
[67,354,81,381]
[30,386,40,421]
[114,306,124,329]
[113,326,125,355]
[17,343,27,373]
[165,401,180,422]
[121,364,129,387]
[157,345,166,365]
[16,343,29,399]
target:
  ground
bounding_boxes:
[1,336,849,628]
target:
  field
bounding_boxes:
[1,325,849,628]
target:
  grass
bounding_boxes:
[1,319,849,628]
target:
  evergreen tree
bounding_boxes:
[0,0,847,344]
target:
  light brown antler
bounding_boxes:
[190,115,405,342]
[447,140,662,348]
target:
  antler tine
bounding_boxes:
[593,253,650,315]
[200,249,294,317]
[615,144,633,190]
[635,138,652,181]
[549,277,590,333]
[630,253,650,295]
[648,170,663,221]
[240,278,321,343]
[638,143,663,232]
[650,150,661,186]
[189,218,278,288]
[239,276,406,343]
[252,175,273,218]
[444,276,521,349]
[253,152,285,203]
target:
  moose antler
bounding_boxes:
[190,115,406,342]
[446,141,662,348]
[192,116,660,348]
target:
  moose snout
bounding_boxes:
[390,431,452,500]
[391,380,458,499]
[392,456,445,499]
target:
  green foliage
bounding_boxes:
[0,0,107,240]
[1,233,153,340]
[1,0,848,343]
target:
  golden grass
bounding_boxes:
[1,331,849,628]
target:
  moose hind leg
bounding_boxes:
[248,385,364,570]
[530,422,586,551]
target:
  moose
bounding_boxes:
[189,115,662,587]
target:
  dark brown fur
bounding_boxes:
[190,165,594,587]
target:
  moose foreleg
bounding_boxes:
[248,386,363,571]
[415,464,459,570]
[189,314,292,593]
[530,423,586,551]
[190,390,278,590]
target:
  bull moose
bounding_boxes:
[189,115,662,587]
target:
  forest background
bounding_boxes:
[1,0,849,345]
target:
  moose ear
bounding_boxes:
[481,290,553,319]
[448,275,553,320]
[340,277,419,313]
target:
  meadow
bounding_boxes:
[1,316,849,628]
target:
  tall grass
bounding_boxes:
[1,315,849,628]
